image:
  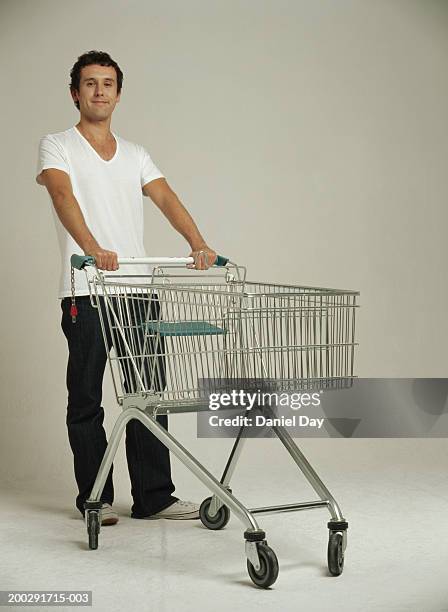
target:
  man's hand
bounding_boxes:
[188,247,217,270]
[85,245,119,271]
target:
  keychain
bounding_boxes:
[70,265,78,323]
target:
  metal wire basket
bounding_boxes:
[88,263,358,407]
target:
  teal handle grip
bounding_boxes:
[70,254,95,270]
[214,255,229,267]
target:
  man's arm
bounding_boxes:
[142,178,216,270]
[39,168,118,271]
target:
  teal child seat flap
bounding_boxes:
[145,321,225,337]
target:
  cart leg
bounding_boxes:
[207,424,246,518]
[272,421,348,575]
[271,422,345,522]
[220,424,246,486]
[86,408,130,502]
[84,409,130,548]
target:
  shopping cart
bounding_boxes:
[70,254,359,589]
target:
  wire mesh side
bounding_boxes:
[93,277,358,404]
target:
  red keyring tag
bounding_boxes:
[70,304,78,323]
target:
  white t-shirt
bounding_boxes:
[36,126,164,297]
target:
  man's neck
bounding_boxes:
[76,118,113,144]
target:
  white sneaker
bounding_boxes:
[147,500,200,520]
[101,503,119,526]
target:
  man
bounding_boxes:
[36,50,217,525]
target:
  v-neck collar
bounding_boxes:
[73,126,119,164]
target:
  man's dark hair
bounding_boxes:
[69,50,123,109]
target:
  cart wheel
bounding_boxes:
[199,497,230,530]
[87,511,100,550]
[247,542,279,589]
[327,531,344,576]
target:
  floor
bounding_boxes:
[1,439,448,612]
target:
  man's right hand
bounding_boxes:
[86,247,119,271]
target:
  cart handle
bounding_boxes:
[70,254,229,270]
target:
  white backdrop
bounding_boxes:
[0,0,447,501]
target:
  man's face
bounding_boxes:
[71,64,120,120]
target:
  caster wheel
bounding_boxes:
[247,542,279,588]
[328,531,344,576]
[87,511,100,550]
[199,497,230,530]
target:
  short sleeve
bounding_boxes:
[140,146,164,187]
[36,135,70,183]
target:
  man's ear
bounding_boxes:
[70,88,79,104]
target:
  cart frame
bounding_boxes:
[72,254,359,588]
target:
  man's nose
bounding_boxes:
[94,84,104,96]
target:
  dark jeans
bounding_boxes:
[61,295,177,518]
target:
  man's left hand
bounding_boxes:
[188,247,217,270]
